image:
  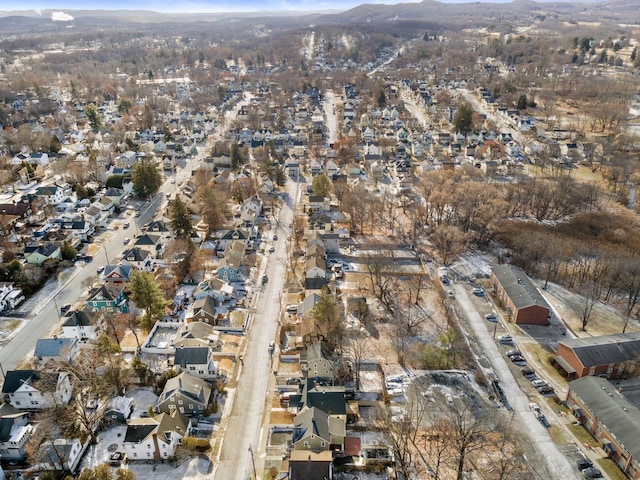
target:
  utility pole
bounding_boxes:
[248,444,257,480]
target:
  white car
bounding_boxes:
[531,379,548,387]
[286,304,298,313]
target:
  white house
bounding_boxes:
[123,411,190,461]
[37,438,85,474]
[1,370,73,409]
[0,282,25,311]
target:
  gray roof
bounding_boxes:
[492,264,550,311]
[559,332,640,368]
[62,310,93,328]
[1,370,38,394]
[305,385,346,416]
[174,347,210,365]
[34,338,76,358]
[569,376,640,461]
[159,372,211,404]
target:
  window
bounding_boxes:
[178,400,183,405]
[28,392,32,397]
[321,441,326,447]
[303,441,309,447]
[190,366,195,370]
[189,404,193,409]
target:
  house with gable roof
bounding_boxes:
[61,310,100,340]
[121,247,153,271]
[25,243,61,266]
[86,283,127,313]
[155,372,212,415]
[1,370,72,409]
[490,264,551,326]
[0,403,32,460]
[103,264,134,283]
[34,338,79,364]
[123,411,190,461]
[173,347,217,380]
[292,406,345,453]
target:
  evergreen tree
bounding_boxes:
[129,271,169,331]
[84,104,102,131]
[517,94,528,110]
[312,173,333,197]
[131,158,162,199]
[170,196,193,238]
[453,102,474,135]
[230,143,244,171]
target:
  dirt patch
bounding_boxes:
[270,409,294,425]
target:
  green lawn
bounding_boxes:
[596,458,628,480]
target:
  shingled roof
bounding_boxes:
[558,332,640,367]
[492,264,550,310]
[569,376,640,462]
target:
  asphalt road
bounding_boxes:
[214,177,298,480]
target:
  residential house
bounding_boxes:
[300,342,336,381]
[134,234,163,258]
[288,450,333,480]
[192,278,233,303]
[566,376,640,479]
[191,296,220,326]
[121,247,153,271]
[60,221,94,242]
[35,185,65,205]
[61,310,100,340]
[305,255,326,280]
[34,337,79,364]
[104,396,134,424]
[104,188,125,207]
[25,243,61,266]
[554,332,640,380]
[307,196,330,213]
[103,264,134,283]
[155,372,212,416]
[173,347,217,380]
[124,411,190,461]
[0,282,25,311]
[0,403,32,460]
[173,322,220,348]
[86,283,128,314]
[1,370,72,409]
[490,264,551,326]
[96,196,115,217]
[239,195,262,227]
[37,438,85,475]
[83,205,108,229]
[292,407,345,453]
[216,228,250,251]
[216,255,242,283]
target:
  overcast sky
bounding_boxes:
[7,0,580,14]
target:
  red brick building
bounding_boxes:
[555,332,640,380]
[566,376,640,479]
[490,265,550,326]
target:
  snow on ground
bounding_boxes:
[80,386,215,479]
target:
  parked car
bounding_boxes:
[447,290,455,299]
[506,349,522,358]
[123,222,130,229]
[96,266,105,275]
[582,467,602,478]
[471,287,484,296]
[286,377,301,385]
[286,304,298,313]
[498,334,514,345]
[268,245,275,253]
[531,379,548,388]
[510,355,527,365]
[485,313,497,322]
[521,368,536,378]
[273,234,278,240]
[109,452,127,467]
[537,385,555,395]
[577,459,593,471]
[123,237,131,245]
[60,304,72,315]
[262,275,268,284]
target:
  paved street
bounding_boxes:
[213,177,298,480]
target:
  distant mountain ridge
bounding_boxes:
[0,1,637,37]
